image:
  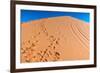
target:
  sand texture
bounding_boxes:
[20,16,90,63]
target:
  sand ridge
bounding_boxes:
[21,16,90,63]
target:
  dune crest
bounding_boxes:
[21,16,90,63]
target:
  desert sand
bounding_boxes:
[20,16,90,63]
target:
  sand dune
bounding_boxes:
[21,16,90,63]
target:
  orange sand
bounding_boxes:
[20,16,90,63]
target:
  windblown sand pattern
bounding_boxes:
[21,16,90,63]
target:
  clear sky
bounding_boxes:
[21,9,90,23]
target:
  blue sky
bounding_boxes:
[21,9,90,23]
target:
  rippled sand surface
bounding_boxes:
[20,16,90,63]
